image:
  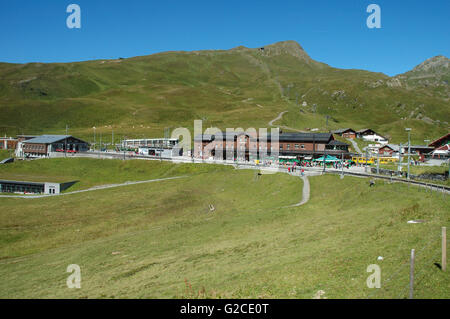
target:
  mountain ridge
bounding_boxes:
[0,40,448,144]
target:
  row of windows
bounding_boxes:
[284,144,305,150]
[25,144,45,150]
[198,144,307,150]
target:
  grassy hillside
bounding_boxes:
[0,159,448,298]
[0,157,228,191]
[0,41,448,144]
[0,150,13,161]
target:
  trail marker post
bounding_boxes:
[409,249,415,299]
[443,227,447,272]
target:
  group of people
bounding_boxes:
[286,164,306,176]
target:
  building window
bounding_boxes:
[295,144,299,149]
[287,144,290,150]
[301,144,305,149]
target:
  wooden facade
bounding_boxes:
[194,132,350,160]
[0,138,18,150]
[333,128,356,139]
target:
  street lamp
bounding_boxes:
[398,143,403,175]
[405,128,411,180]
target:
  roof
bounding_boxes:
[24,135,87,145]
[194,132,249,142]
[195,132,333,143]
[248,132,333,142]
[332,128,355,134]
[273,132,333,142]
[409,145,434,150]
[0,179,46,186]
[380,144,400,152]
[428,133,450,148]
[327,140,349,146]
[194,134,213,142]
[24,135,72,144]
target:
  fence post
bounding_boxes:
[409,249,415,299]
[443,227,447,272]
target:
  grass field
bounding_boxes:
[0,157,228,192]
[0,150,14,162]
[377,163,449,186]
[0,159,448,298]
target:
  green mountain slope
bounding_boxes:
[0,40,448,144]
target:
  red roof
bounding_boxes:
[428,133,450,148]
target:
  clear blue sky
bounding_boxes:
[0,0,448,76]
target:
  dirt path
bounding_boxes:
[269,111,288,126]
[268,111,307,132]
[0,176,188,199]
[282,174,310,208]
[347,138,362,155]
[290,175,310,206]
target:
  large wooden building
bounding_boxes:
[194,132,350,161]
[21,135,89,158]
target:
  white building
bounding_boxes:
[356,129,388,144]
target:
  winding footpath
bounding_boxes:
[290,175,310,207]
[268,111,306,133]
[347,138,362,155]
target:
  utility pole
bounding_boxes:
[341,152,344,178]
[406,128,411,180]
[365,148,368,173]
[325,115,330,131]
[93,127,96,152]
[112,129,114,152]
[376,149,380,175]
[322,152,326,173]
[65,124,68,158]
[398,143,402,175]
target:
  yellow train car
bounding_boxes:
[352,156,398,165]
[378,157,398,164]
[352,156,375,164]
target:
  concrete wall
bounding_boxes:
[44,183,60,194]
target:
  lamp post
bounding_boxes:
[405,128,411,180]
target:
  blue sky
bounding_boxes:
[0,0,448,76]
